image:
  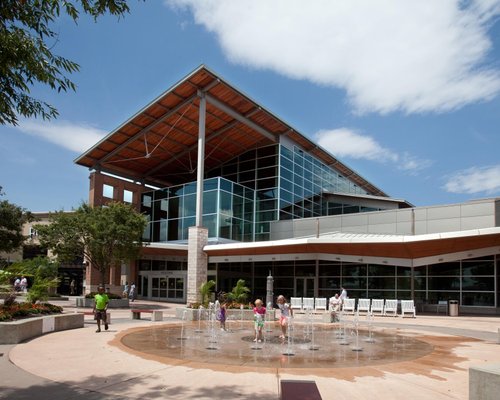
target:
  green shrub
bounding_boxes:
[85,292,122,299]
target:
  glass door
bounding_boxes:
[151,276,185,301]
[295,277,315,298]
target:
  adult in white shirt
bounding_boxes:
[340,287,347,303]
[329,293,341,312]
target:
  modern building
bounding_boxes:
[76,66,500,314]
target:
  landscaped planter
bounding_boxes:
[176,307,276,321]
[0,313,84,344]
[76,297,129,308]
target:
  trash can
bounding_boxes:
[449,300,459,316]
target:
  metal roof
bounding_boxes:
[75,65,387,196]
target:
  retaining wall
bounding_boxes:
[0,313,84,344]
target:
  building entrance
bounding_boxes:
[138,273,186,302]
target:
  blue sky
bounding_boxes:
[1,0,500,212]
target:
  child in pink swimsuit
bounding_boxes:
[253,299,266,342]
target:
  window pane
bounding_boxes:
[428,262,460,276]
[368,277,395,290]
[203,191,217,214]
[368,264,396,276]
[462,260,494,276]
[342,264,367,277]
[103,184,114,199]
[123,189,133,203]
[462,292,495,306]
[462,277,494,291]
[318,261,341,276]
[428,277,460,290]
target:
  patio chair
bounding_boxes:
[383,299,398,316]
[290,297,303,312]
[401,300,416,318]
[357,298,371,314]
[314,297,327,312]
[370,299,385,315]
[302,297,315,311]
[342,298,356,314]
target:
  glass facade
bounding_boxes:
[143,143,378,243]
[141,177,254,242]
[211,255,498,308]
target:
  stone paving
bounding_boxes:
[1,298,500,400]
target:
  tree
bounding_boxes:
[8,256,59,304]
[0,187,34,254]
[0,0,137,126]
[199,279,215,306]
[36,202,147,285]
[226,279,250,305]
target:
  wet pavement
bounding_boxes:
[1,297,500,400]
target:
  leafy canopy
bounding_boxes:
[36,202,147,284]
[0,187,34,254]
[0,0,135,125]
[8,256,59,304]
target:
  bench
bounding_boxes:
[131,309,163,321]
[79,311,111,324]
[281,380,322,400]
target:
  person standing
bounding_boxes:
[253,299,266,342]
[340,287,348,303]
[14,277,21,292]
[70,279,76,295]
[276,295,293,339]
[329,293,341,322]
[93,286,109,333]
[123,281,129,298]
[129,282,136,302]
[20,276,27,293]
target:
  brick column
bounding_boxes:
[187,226,208,304]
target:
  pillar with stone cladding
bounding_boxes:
[187,226,208,304]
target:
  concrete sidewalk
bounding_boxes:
[1,298,500,400]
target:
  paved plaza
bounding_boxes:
[1,299,500,400]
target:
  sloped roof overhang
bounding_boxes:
[75,65,386,196]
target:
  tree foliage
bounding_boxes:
[8,256,59,304]
[36,202,147,285]
[0,0,134,125]
[226,279,250,304]
[199,279,215,306]
[0,187,34,253]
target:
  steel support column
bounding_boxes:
[196,92,206,227]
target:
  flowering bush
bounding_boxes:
[0,302,63,322]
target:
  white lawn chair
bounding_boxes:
[342,298,356,314]
[401,300,416,318]
[370,299,385,315]
[383,299,398,316]
[290,297,302,312]
[302,297,315,311]
[357,298,371,314]
[314,297,327,312]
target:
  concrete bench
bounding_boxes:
[131,309,163,321]
[280,380,322,400]
[79,311,111,324]
[470,363,500,400]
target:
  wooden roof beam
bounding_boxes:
[97,94,197,166]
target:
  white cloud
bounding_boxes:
[167,0,500,114]
[16,120,107,153]
[315,128,431,173]
[443,165,500,194]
